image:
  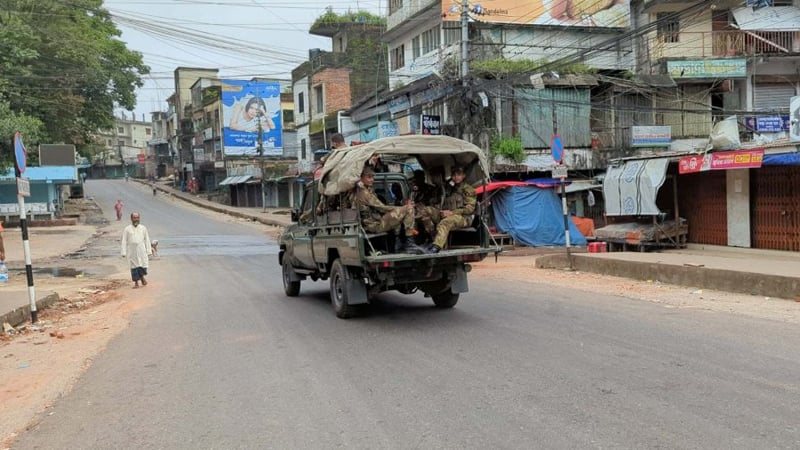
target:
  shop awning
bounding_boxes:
[732,7,800,32]
[603,158,669,216]
[218,175,253,186]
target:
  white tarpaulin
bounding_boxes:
[732,7,800,32]
[603,158,669,216]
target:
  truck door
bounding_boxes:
[292,186,317,268]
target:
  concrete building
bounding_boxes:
[94,115,153,178]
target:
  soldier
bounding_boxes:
[412,170,443,237]
[351,166,421,253]
[427,165,476,254]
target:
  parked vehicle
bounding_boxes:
[278,135,501,318]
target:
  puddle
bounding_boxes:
[30,267,88,277]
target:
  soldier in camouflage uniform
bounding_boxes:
[427,166,476,253]
[351,166,420,253]
[411,170,443,237]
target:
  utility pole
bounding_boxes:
[460,0,470,142]
[258,114,266,212]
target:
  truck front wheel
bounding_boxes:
[330,259,360,319]
[431,290,459,308]
[282,258,301,297]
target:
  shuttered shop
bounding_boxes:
[751,166,800,251]
[678,170,727,245]
[753,84,796,111]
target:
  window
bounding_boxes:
[421,26,440,54]
[117,140,124,146]
[145,128,151,136]
[391,44,405,70]
[314,85,324,113]
[657,13,680,43]
[389,0,403,15]
[117,127,124,134]
[283,109,294,124]
[443,22,460,46]
[301,138,307,160]
[107,139,112,146]
[298,92,305,114]
[412,36,421,60]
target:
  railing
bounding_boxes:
[648,30,800,60]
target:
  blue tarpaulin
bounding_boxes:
[492,185,587,247]
[763,152,800,165]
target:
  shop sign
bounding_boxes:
[743,116,790,132]
[667,59,747,79]
[420,114,441,135]
[631,126,671,147]
[679,149,763,174]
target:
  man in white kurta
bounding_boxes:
[121,212,152,288]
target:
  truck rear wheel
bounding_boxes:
[431,290,459,308]
[330,259,359,319]
[282,258,300,297]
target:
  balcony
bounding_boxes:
[387,0,439,31]
[649,30,800,61]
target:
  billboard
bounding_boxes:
[39,144,76,166]
[220,79,282,156]
[441,0,630,28]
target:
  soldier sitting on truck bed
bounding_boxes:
[423,165,476,254]
[411,170,443,237]
[350,166,423,254]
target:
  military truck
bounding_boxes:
[278,135,501,318]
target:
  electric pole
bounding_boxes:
[461,0,470,142]
[258,114,266,212]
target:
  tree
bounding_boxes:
[0,0,149,146]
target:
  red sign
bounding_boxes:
[710,149,763,170]
[138,153,145,163]
[679,149,764,174]
[678,155,706,174]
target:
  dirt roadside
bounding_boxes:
[3,197,800,448]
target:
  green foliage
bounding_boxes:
[0,0,149,145]
[490,135,525,163]
[471,58,597,79]
[311,8,385,29]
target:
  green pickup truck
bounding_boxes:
[279,135,501,318]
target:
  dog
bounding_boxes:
[151,239,159,258]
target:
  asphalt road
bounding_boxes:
[14,180,800,449]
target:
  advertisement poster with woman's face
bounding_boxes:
[441,0,630,28]
[221,79,282,156]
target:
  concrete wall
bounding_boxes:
[726,169,751,247]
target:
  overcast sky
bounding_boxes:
[106,0,384,120]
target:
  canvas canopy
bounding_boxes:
[318,135,490,196]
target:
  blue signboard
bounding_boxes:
[221,79,282,156]
[743,115,790,132]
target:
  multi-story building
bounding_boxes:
[171,67,219,183]
[95,114,153,178]
[291,11,387,172]
[608,0,800,251]
[189,77,224,191]
[148,111,171,178]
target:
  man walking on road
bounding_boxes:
[114,199,124,221]
[121,212,152,288]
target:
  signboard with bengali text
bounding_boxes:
[632,126,671,147]
[679,149,763,174]
[667,59,747,79]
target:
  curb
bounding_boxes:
[0,293,60,328]
[536,254,800,300]
[151,183,289,229]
